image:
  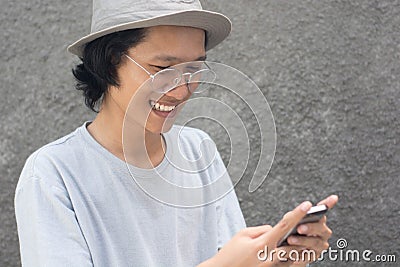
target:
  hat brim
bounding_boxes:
[67,10,231,57]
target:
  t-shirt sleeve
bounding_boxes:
[216,186,247,250]
[15,176,93,267]
[191,128,247,250]
[213,147,247,250]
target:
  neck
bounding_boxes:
[87,100,165,169]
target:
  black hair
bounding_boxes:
[72,28,148,112]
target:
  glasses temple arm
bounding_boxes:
[124,54,153,77]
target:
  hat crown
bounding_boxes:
[68,0,231,57]
[92,0,203,33]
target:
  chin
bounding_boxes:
[145,122,174,135]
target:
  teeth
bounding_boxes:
[151,101,176,112]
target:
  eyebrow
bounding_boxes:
[152,54,207,62]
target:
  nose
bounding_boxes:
[164,75,191,101]
[164,84,190,101]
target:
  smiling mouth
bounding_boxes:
[149,100,178,112]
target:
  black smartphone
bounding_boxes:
[277,204,328,247]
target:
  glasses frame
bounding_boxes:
[124,54,215,94]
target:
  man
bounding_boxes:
[15,0,337,266]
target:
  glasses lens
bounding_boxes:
[152,69,181,93]
[189,68,216,93]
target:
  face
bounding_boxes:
[106,25,206,134]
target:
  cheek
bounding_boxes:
[116,68,151,110]
[122,84,158,129]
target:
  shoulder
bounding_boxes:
[16,124,85,191]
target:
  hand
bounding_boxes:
[199,201,314,267]
[286,195,339,265]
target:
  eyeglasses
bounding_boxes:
[124,54,216,94]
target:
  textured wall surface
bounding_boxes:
[1,0,399,266]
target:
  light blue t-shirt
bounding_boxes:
[15,122,246,267]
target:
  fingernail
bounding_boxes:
[300,201,312,211]
[298,225,308,233]
[290,237,299,244]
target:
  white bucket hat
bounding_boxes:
[67,0,232,57]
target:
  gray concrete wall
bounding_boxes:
[1,0,399,266]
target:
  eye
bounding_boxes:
[184,63,203,73]
[188,66,201,72]
[151,65,170,71]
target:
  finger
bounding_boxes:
[287,235,329,255]
[317,195,338,209]
[297,220,332,240]
[260,201,312,246]
[242,224,273,238]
